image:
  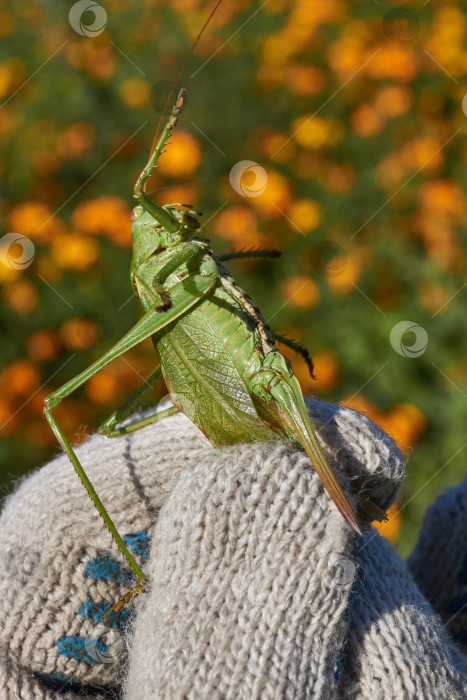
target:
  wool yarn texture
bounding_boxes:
[0,399,464,699]
[407,476,467,657]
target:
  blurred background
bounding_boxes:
[0,0,466,556]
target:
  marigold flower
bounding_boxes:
[72,196,132,247]
[366,44,418,82]
[26,330,61,361]
[418,179,465,217]
[283,274,320,308]
[350,104,384,137]
[251,169,292,218]
[51,233,100,270]
[374,85,412,118]
[213,206,266,248]
[1,360,40,397]
[3,279,39,313]
[373,502,402,543]
[158,130,202,178]
[9,202,63,242]
[86,367,120,403]
[325,255,360,294]
[59,318,98,350]
[285,64,325,96]
[287,199,323,233]
[292,116,343,150]
[379,402,426,453]
[312,350,339,393]
[56,123,95,159]
[120,78,151,108]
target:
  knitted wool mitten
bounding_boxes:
[0,400,402,699]
[123,400,403,700]
[337,530,467,700]
[0,411,213,700]
[407,476,467,656]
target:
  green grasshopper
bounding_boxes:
[44,88,368,612]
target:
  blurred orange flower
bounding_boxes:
[401,137,444,172]
[350,104,384,137]
[418,179,465,217]
[51,233,100,270]
[372,501,402,543]
[158,185,199,208]
[158,130,202,178]
[213,205,266,248]
[3,279,39,313]
[0,397,16,435]
[285,64,325,96]
[367,44,418,82]
[417,282,450,315]
[120,78,151,108]
[26,330,61,361]
[292,115,344,149]
[251,169,292,218]
[59,318,98,350]
[283,274,320,308]
[325,255,360,294]
[56,123,95,159]
[326,164,355,193]
[86,366,120,403]
[72,196,132,247]
[312,350,339,393]
[378,403,427,453]
[0,58,26,99]
[253,128,295,163]
[374,85,412,118]
[1,360,40,397]
[9,202,63,243]
[0,11,15,38]
[287,199,323,233]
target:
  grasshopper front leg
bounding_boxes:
[44,274,217,584]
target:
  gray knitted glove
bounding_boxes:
[407,476,467,656]
[0,399,465,699]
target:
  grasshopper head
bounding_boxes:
[131,204,201,249]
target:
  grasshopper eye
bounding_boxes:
[131,205,144,221]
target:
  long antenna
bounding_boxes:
[149,0,225,160]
